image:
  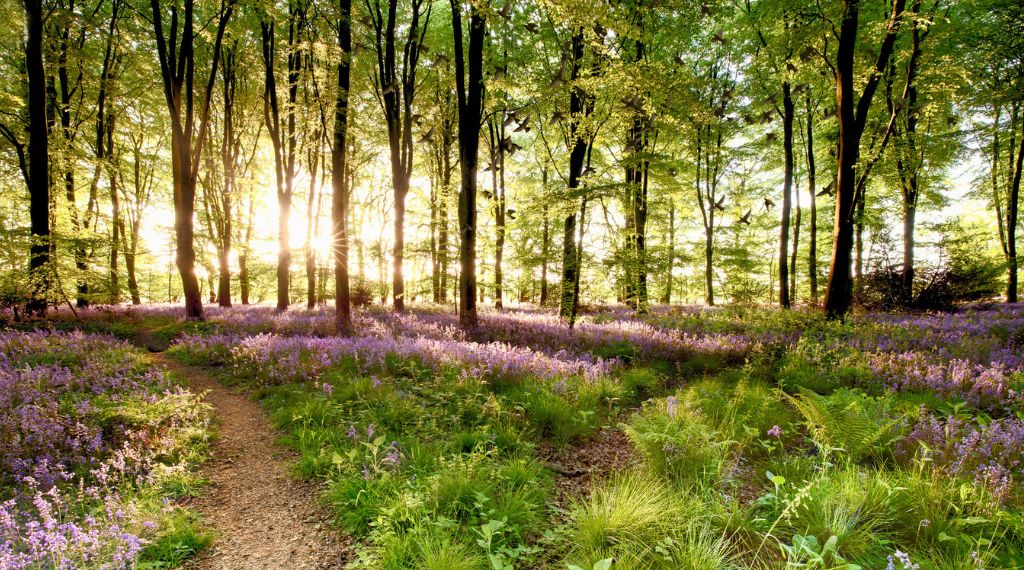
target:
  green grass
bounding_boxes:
[154,306,1024,569]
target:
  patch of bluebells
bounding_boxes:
[0,331,164,488]
[887,549,920,570]
[0,483,143,569]
[897,413,1024,503]
[0,330,198,568]
[379,309,758,364]
[175,331,615,386]
[867,352,1023,412]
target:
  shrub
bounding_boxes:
[621,367,662,400]
[785,388,903,463]
[624,398,732,485]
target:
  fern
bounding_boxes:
[785,388,899,463]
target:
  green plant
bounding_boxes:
[623,398,732,484]
[780,534,861,569]
[377,524,487,570]
[522,390,593,443]
[621,367,662,399]
[565,473,686,567]
[784,388,901,463]
[137,510,213,568]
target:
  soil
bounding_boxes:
[148,351,352,569]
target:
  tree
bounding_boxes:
[367,0,431,312]
[823,0,907,318]
[261,1,305,312]
[24,0,49,315]
[452,0,485,329]
[150,0,235,319]
[333,0,354,333]
[559,29,593,320]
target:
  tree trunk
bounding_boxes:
[150,0,234,320]
[305,142,320,310]
[540,173,550,305]
[439,129,451,303]
[332,0,352,332]
[779,81,794,308]
[661,200,675,304]
[1009,111,1024,303]
[897,0,923,301]
[560,31,589,320]
[430,164,440,303]
[108,123,120,304]
[239,197,254,305]
[823,0,906,318]
[25,0,49,316]
[261,9,300,313]
[451,0,484,328]
[806,92,818,305]
[217,44,238,308]
[704,226,714,306]
[791,172,800,304]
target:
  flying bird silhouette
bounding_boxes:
[738,209,752,225]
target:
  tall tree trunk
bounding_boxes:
[51,0,91,308]
[824,0,906,318]
[217,44,238,307]
[333,0,353,333]
[439,128,451,303]
[624,20,650,315]
[540,169,550,305]
[452,0,484,328]
[560,30,589,320]
[371,0,430,312]
[150,0,234,320]
[430,163,440,302]
[663,199,675,304]
[489,116,507,309]
[791,172,800,304]
[306,140,320,310]
[897,0,923,300]
[239,196,254,305]
[1009,110,1024,303]
[779,81,794,308]
[25,0,49,316]
[107,117,120,303]
[704,225,714,306]
[806,92,818,305]
[261,5,300,313]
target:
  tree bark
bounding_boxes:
[662,199,675,304]
[560,31,590,320]
[261,6,301,312]
[1009,110,1024,303]
[540,169,550,305]
[150,0,234,320]
[370,0,430,312]
[806,91,818,305]
[779,81,794,308]
[824,0,906,318]
[25,0,49,316]
[452,0,484,328]
[333,0,353,333]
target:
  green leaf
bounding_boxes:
[594,559,614,570]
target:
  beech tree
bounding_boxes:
[149,0,235,319]
[451,0,485,328]
[823,0,906,318]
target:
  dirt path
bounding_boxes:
[149,352,351,569]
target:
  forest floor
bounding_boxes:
[145,347,352,569]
